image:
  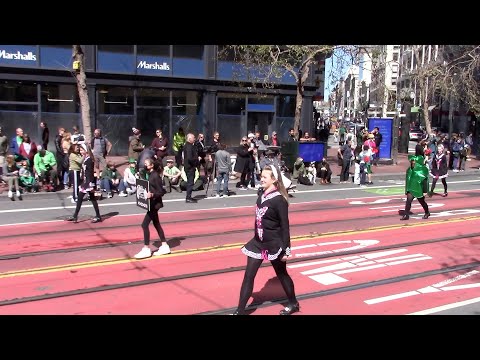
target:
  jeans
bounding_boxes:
[216,171,229,195]
[101,178,126,193]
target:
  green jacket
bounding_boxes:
[33,151,57,174]
[172,132,186,152]
[292,159,306,179]
[405,155,429,198]
[101,167,122,181]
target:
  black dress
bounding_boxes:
[241,189,291,260]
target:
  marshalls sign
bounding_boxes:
[136,179,150,211]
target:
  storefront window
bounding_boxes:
[277,95,296,117]
[97,45,135,74]
[136,88,170,107]
[97,87,134,114]
[172,90,202,115]
[172,45,205,78]
[136,45,171,76]
[41,84,79,113]
[0,82,37,111]
[40,45,72,69]
[217,93,245,115]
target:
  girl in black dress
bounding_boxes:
[133,158,170,259]
[66,143,102,223]
[429,143,449,197]
[233,164,299,315]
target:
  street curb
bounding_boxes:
[1,169,478,199]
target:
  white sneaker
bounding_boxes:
[126,188,134,195]
[16,191,21,197]
[119,191,128,197]
[153,244,171,256]
[133,247,152,259]
[8,191,13,198]
[71,198,77,204]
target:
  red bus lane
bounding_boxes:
[1,189,479,259]
[1,215,479,302]
[1,217,480,314]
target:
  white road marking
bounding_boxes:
[365,270,480,305]
[408,296,480,315]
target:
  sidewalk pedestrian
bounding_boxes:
[232,164,299,315]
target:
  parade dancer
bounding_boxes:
[233,165,299,315]
[66,143,102,223]
[401,144,430,221]
[428,143,448,197]
[133,158,170,259]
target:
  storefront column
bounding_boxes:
[204,89,217,144]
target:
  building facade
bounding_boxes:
[0,45,320,155]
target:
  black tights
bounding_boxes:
[236,255,297,313]
[73,191,100,218]
[142,209,166,246]
[430,178,447,194]
[404,192,429,215]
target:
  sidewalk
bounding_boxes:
[1,150,479,197]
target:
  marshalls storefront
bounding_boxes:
[0,45,317,155]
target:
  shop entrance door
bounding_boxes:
[136,108,170,147]
[247,112,273,142]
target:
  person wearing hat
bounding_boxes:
[128,128,145,162]
[163,158,182,193]
[364,133,377,167]
[123,158,138,195]
[66,143,102,223]
[268,131,281,147]
[33,144,58,192]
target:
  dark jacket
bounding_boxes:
[80,156,96,190]
[151,137,169,159]
[147,170,166,211]
[234,144,253,173]
[254,189,290,250]
[183,142,199,172]
[42,127,49,147]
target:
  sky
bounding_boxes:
[323,47,350,101]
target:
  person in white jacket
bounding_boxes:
[123,158,138,195]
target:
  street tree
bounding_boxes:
[220,45,346,138]
[72,45,92,144]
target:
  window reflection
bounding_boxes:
[97,87,134,114]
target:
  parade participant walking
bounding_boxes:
[401,144,430,221]
[233,164,299,315]
[429,143,449,197]
[133,158,170,259]
[65,143,102,224]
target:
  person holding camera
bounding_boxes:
[33,145,58,192]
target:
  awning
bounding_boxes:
[410,106,420,113]
[428,105,437,111]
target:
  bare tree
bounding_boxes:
[72,45,92,144]
[436,45,480,116]
[220,45,342,138]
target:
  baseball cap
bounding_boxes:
[247,133,255,138]
[128,158,137,163]
[166,158,174,163]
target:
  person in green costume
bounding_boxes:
[401,144,430,220]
